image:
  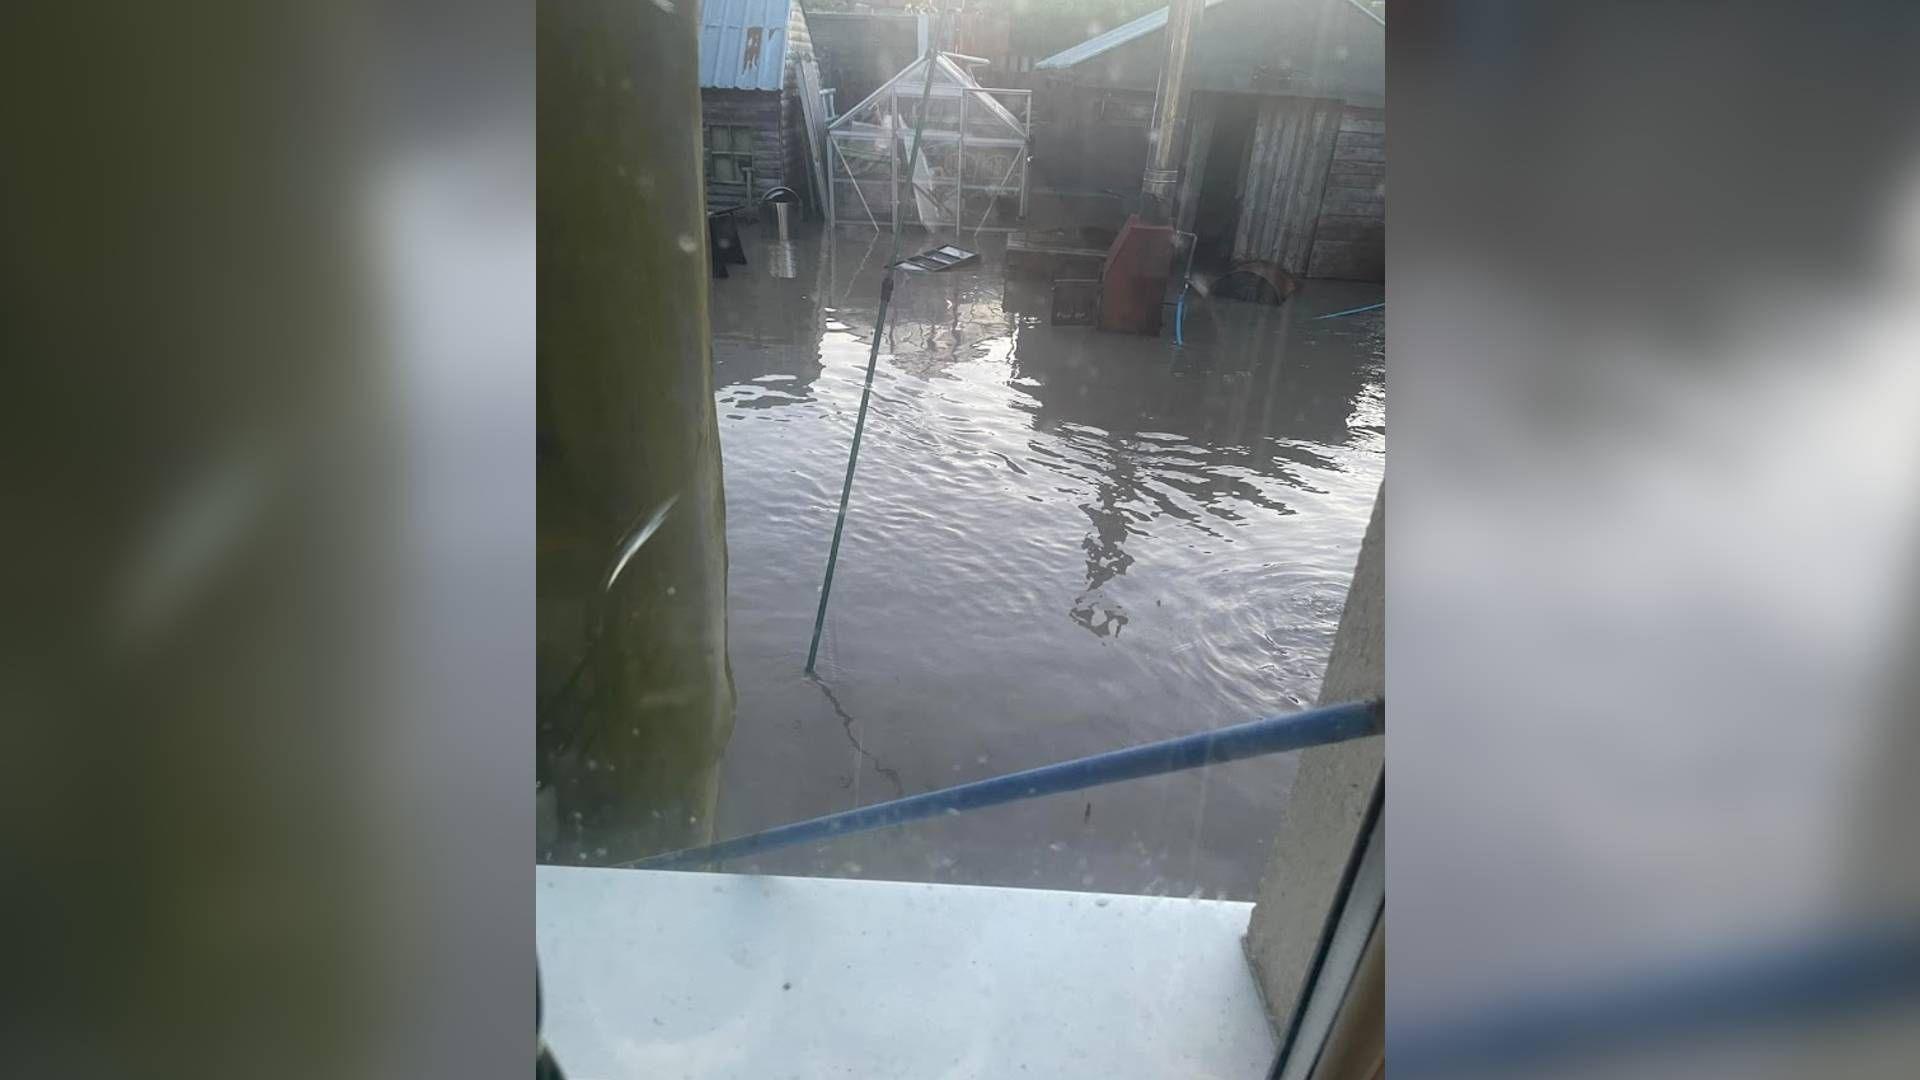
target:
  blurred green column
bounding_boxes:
[537,0,734,863]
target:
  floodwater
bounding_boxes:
[705,224,1382,900]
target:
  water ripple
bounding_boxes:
[706,228,1383,899]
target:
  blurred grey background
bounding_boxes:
[1389,3,1920,1076]
[1,2,530,1077]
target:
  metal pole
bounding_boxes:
[1141,0,1206,224]
[889,86,899,235]
[1020,92,1031,220]
[957,89,967,240]
[805,46,943,673]
[622,699,1384,869]
[826,127,837,230]
[804,274,893,673]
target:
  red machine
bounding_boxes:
[1097,214,1176,335]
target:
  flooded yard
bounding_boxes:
[706,224,1383,899]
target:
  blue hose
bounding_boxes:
[621,699,1383,870]
[1313,301,1385,320]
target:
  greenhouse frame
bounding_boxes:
[826,52,1031,235]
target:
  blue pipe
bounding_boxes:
[1313,301,1385,320]
[1172,231,1198,346]
[621,698,1383,871]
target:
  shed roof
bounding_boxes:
[1036,0,1383,71]
[1035,0,1232,71]
[699,0,793,91]
[1034,0,1382,105]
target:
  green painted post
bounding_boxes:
[537,0,735,863]
[805,272,895,673]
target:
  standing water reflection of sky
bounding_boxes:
[705,225,1381,899]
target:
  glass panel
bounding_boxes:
[544,17,1389,1080]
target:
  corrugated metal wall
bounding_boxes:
[699,0,791,92]
[1232,96,1343,274]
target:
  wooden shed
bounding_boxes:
[1033,0,1384,281]
[698,0,830,214]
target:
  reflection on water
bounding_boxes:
[705,223,1382,899]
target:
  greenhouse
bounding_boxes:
[826,52,1030,234]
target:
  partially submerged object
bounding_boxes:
[763,188,800,279]
[890,243,978,273]
[1213,260,1299,305]
[706,206,750,278]
[1098,214,1176,335]
[1051,278,1100,326]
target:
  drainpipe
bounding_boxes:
[1140,0,1206,225]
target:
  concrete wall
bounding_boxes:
[1245,485,1383,1032]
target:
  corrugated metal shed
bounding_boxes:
[699,0,792,91]
[1034,0,1230,71]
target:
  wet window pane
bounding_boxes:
[542,11,1387,1074]
[540,229,1385,895]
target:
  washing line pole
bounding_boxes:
[804,39,943,673]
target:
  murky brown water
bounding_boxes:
[704,224,1382,899]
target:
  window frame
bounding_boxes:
[704,123,757,187]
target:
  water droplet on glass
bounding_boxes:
[677,233,698,254]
